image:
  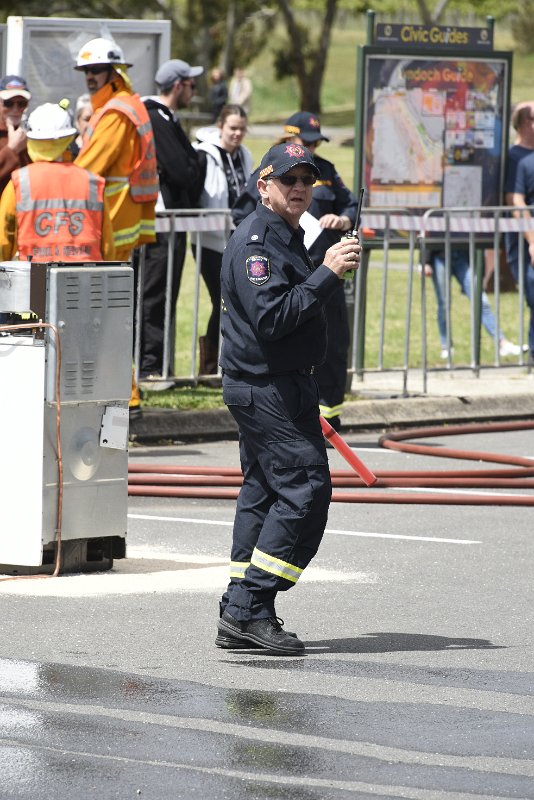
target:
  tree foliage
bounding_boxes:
[272,0,345,114]
[0,0,161,22]
[510,0,534,54]
[0,0,529,113]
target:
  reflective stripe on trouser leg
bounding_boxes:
[319,402,344,420]
[229,561,250,579]
[250,548,303,583]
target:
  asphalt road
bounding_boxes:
[0,427,533,799]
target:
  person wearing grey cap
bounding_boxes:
[137,59,206,386]
[216,143,361,655]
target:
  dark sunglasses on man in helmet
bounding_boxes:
[82,65,110,76]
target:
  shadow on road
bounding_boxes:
[220,632,504,661]
[305,632,505,653]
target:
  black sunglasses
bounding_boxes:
[276,174,316,187]
[82,65,110,76]
[181,80,196,89]
[3,98,28,109]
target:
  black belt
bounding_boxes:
[223,367,314,379]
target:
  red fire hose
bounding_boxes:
[128,419,534,506]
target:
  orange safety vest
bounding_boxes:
[12,162,105,262]
[84,94,159,204]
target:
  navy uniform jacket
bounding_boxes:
[232,154,357,266]
[220,202,341,375]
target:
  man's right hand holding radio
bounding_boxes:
[323,235,361,279]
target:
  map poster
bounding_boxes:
[361,52,510,210]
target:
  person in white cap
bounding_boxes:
[0,102,114,262]
[0,74,31,197]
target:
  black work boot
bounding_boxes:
[215,632,261,650]
[218,611,305,655]
[215,616,297,650]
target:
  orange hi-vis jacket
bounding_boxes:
[76,79,157,260]
[11,161,106,262]
[84,94,159,204]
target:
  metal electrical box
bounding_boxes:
[0,261,133,575]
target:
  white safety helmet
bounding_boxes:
[74,37,132,70]
[26,103,77,140]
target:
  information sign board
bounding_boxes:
[358,48,511,210]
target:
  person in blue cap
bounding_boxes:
[216,142,361,655]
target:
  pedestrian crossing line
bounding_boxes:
[393,486,533,499]
[1,695,534,783]
[128,515,480,544]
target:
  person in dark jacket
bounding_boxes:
[232,112,357,429]
[0,75,31,198]
[208,68,228,122]
[0,75,31,325]
[216,143,361,654]
[137,59,206,385]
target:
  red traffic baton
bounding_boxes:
[320,416,377,487]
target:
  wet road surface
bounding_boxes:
[1,429,533,799]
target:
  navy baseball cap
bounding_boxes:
[0,75,31,101]
[258,143,320,180]
[283,111,329,143]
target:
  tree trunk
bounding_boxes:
[222,0,237,77]
[198,0,214,72]
[414,0,452,25]
[308,0,337,113]
[276,0,338,115]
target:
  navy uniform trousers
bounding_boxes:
[314,281,349,424]
[221,371,332,622]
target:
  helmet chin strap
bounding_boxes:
[113,64,132,91]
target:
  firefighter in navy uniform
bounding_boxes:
[216,143,361,655]
[232,112,357,431]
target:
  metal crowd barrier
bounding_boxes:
[133,208,231,386]
[349,207,417,397]
[354,205,534,394]
[132,205,534,394]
